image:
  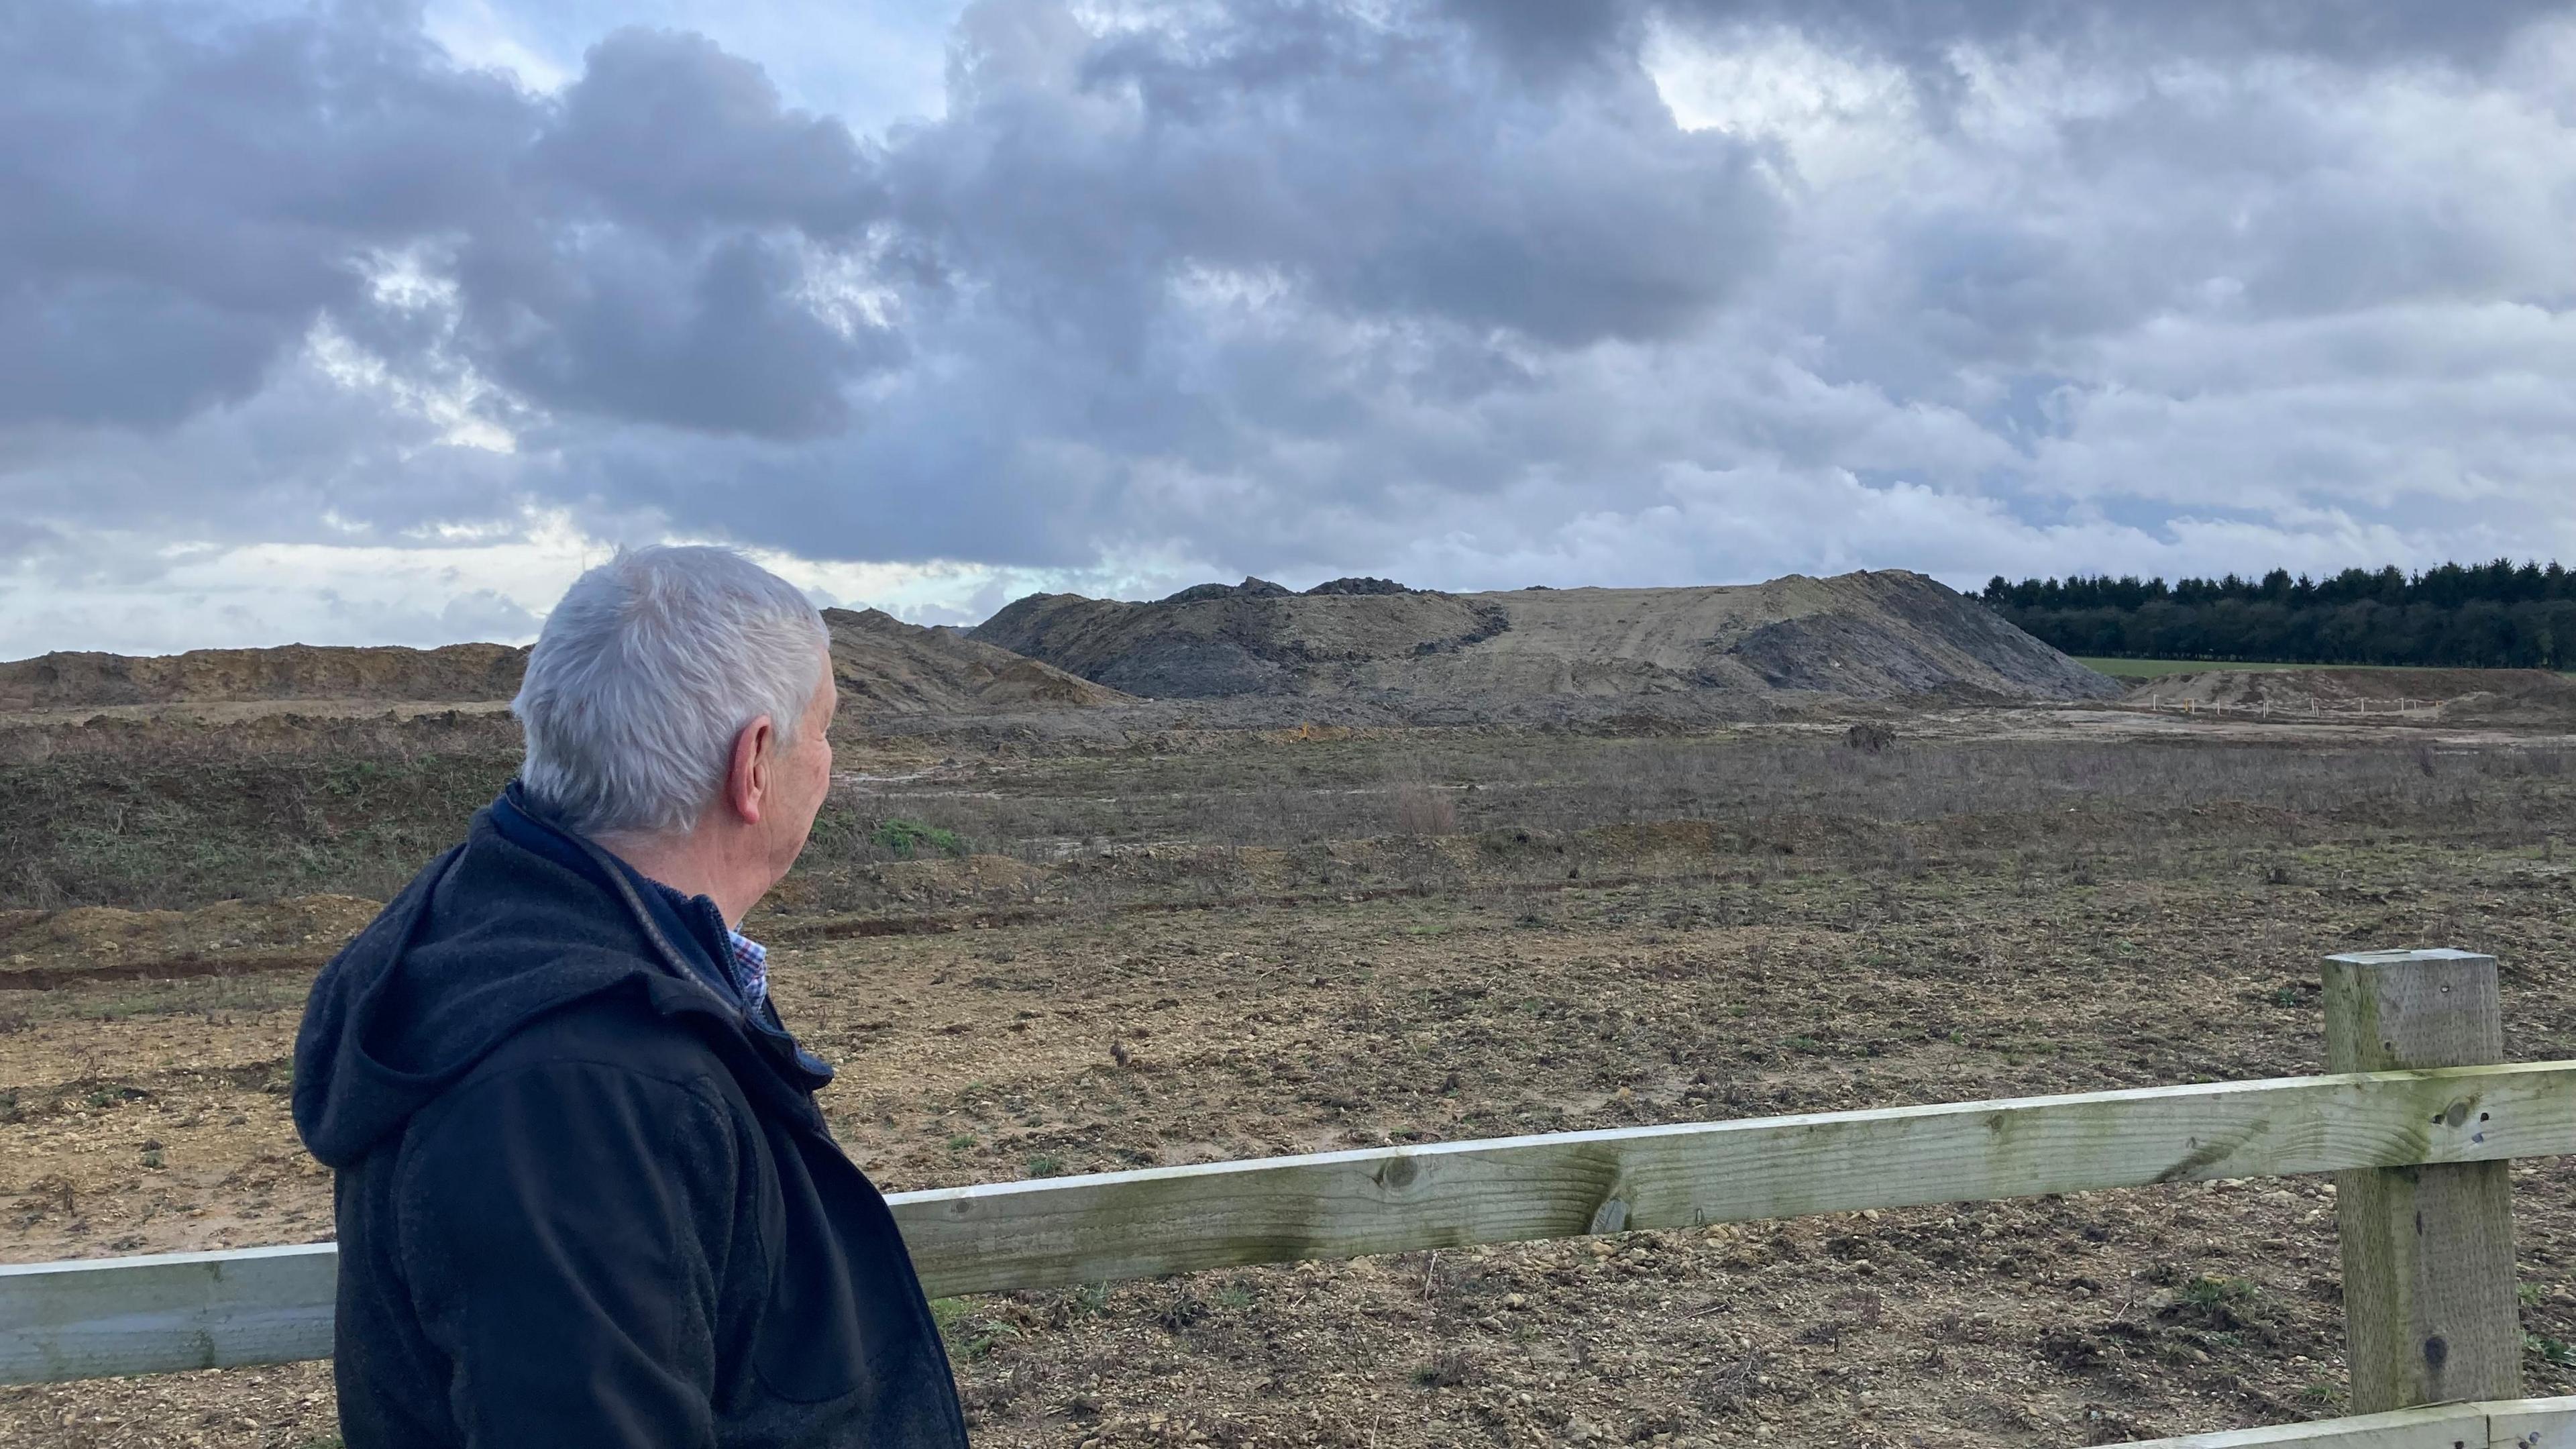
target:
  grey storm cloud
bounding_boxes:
[526,28,884,238]
[4,0,2576,629]
[458,27,901,435]
[0,1,525,426]
[893,0,1778,350]
[1,0,1774,445]
[0,3,898,439]
[1448,0,2567,74]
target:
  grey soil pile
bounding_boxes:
[2128,667,2576,724]
[822,608,1132,714]
[974,570,2119,706]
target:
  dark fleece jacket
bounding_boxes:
[292,786,967,1448]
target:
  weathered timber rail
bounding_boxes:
[2123,1395,2576,1447]
[1,949,2566,1448]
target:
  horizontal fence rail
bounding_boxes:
[894,1060,2576,1296]
[2114,1394,2576,1448]
[0,1243,337,1387]
[7,1060,2573,1386]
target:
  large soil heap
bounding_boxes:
[973,570,2120,705]
[821,608,1130,714]
[1,570,2112,737]
[0,642,529,710]
[0,611,1128,719]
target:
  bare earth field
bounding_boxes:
[5,700,2576,1447]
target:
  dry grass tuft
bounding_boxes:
[1391,784,1456,837]
[1845,721,1897,753]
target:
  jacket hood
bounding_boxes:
[292,788,822,1167]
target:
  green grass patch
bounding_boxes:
[871,818,970,860]
[928,1296,1012,1359]
[2178,1274,2263,1311]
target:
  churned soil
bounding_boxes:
[7,824,2576,1447]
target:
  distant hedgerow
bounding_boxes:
[1982,559,2576,669]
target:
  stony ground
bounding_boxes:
[5,713,2576,1446]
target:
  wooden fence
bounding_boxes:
[3,949,2570,1446]
[2125,696,2450,720]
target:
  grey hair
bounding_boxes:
[512,545,830,837]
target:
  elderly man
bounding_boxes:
[293,547,967,1448]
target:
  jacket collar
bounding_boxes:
[492,784,833,1087]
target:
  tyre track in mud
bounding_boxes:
[0,875,1678,989]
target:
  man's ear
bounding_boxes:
[726,716,775,825]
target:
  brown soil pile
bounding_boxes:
[0,610,1128,725]
[974,570,2120,705]
[0,706,523,765]
[0,895,378,987]
[0,643,529,710]
[2129,667,2576,724]
[824,608,1132,714]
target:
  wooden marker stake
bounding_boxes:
[2321,947,2524,1412]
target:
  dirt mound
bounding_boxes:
[973,570,2118,706]
[823,608,1132,714]
[2128,667,2576,724]
[0,613,1125,724]
[0,643,528,710]
[0,706,523,765]
[975,585,1508,699]
[0,894,380,986]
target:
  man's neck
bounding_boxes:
[592,828,765,927]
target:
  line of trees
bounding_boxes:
[1980,560,2576,669]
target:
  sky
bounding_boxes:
[5,0,2576,657]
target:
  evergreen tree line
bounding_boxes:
[1979,560,2576,669]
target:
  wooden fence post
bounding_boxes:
[2322,948,2523,1412]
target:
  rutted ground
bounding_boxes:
[7,827,2576,1446]
[10,593,2576,1446]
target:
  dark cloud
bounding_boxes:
[1444,0,2566,150]
[530,28,884,238]
[0,276,286,427]
[1622,1,2564,71]
[0,1,527,424]
[1837,0,2557,64]
[883,0,1778,357]
[0,3,896,438]
[468,0,1786,565]
[470,28,900,434]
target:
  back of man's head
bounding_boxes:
[512,546,828,838]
